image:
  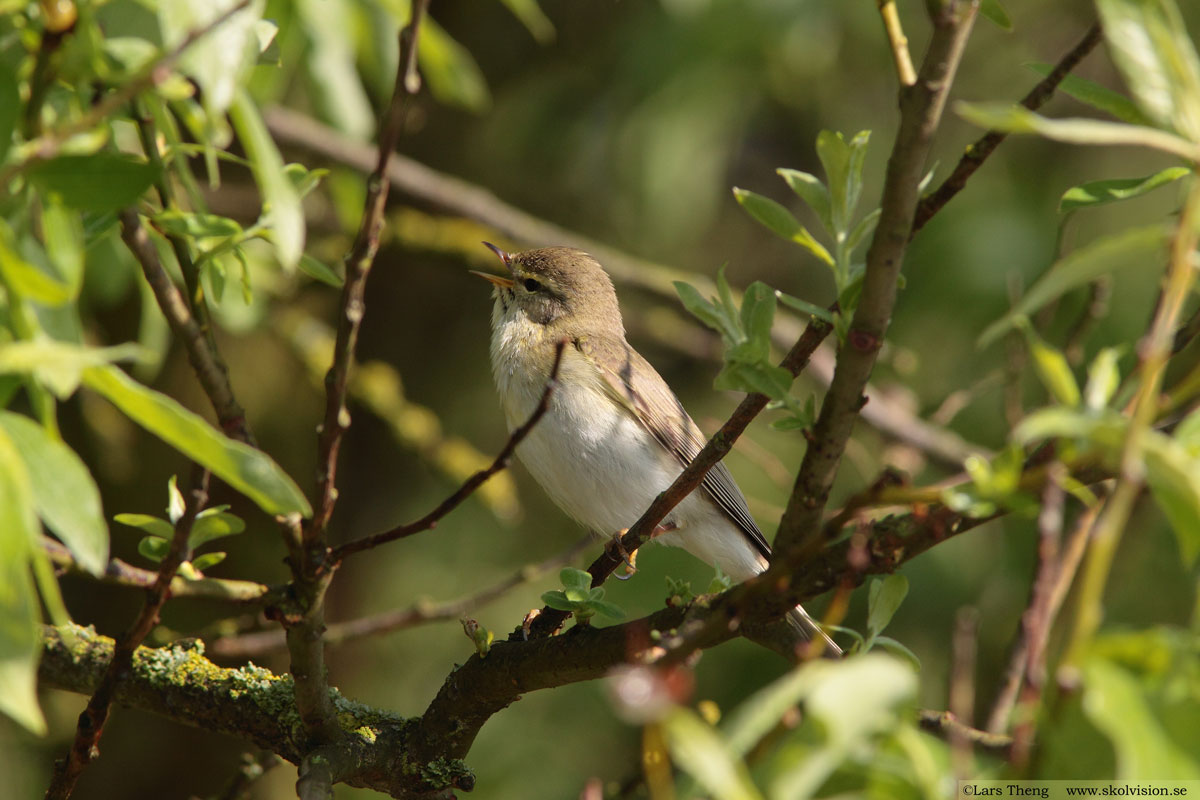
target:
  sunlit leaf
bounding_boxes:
[978,225,1169,348]
[1060,167,1190,213]
[0,341,142,399]
[190,551,227,571]
[777,168,832,233]
[114,513,175,539]
[663,708,763,800]
[298,254,344,287]
[0,59,17,165]
[419,16,491,112]
[1095,0,1200,140]
[0,220,72,307]
[955,102,1200,162]
[1021,324,1081,407]
[161,0,265,119]
[229,90,304,270]
[1085,347,1122,411]
[152,211,243,239]
[295,0,375,139]
[0,412,108,575]
[499,0,555,43]
[733,188,833,266]
[82,365,312,516]
[0,427,45,735]
[775,291,834,324]
[40,197,85,299]
[1142,432,1200,567]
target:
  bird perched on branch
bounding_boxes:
[474,243,839,656]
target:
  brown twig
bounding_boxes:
[45,471,211,799]
[309,0,430,543]
[210,751,283,800]
[911,23,1104,234]
[1008,464,1066,768]
[775,1,980,562]
[210,531,592,659]
[118,209,253,443]
[0,0,253,189]
[332,339,566,561]
[42,537,281,605]
[525,318,833,639]
[949,606,979,779]
[284,1,432,761]
[917,710,1012,752]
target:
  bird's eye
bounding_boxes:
[523,278,541,292]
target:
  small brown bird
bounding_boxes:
[474,243,838,655]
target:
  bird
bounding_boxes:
[473,243,839,656]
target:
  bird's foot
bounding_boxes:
[607,521,679,580]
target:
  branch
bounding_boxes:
[415,501,997,761]
[210,532,592,659]
[332,339,566,561]
[37,625,472,799]
[43,537,281,605]
[917,710,1012,752]
[287,0,431,754]
[118,209,253,443]
[46,471,211,799]
[525,319,833,638]
[775,1,979,561]
[911,23,1103,235]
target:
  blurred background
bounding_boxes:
[3,0,1198,797]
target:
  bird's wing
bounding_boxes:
[575,335,772,560]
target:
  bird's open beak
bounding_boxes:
[471,242,515,288]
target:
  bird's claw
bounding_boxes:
[606,529,638,579]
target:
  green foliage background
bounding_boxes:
[1,0,1198,797]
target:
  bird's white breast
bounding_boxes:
[489,308,765,583]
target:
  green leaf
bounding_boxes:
[298,254,344,287]
[29,154,161,212]
[82,365,312,517]
[777,168,832,233]
[816,129,870,234]
[0,341,142,399]
[0,427,45,735]
[152,211,243,239]
[229,89,304,270]
[295,0,376,140]
[1083,657,1200,778]
[674,280,738,343]
[955,102,1200,162]
[873,636,922,669]
[498,0,555,43]
[559,567,593,591]
[663,708,764,800]
[1085,347,1122,411]
[40,197,85,300]
[1175,407,1200,457]
[0,412,108,575]
[0,59,18,165]
[1094,0,1200,140]
[166,475,186,524]
[1021,324,1082,407]
[775,291,834,324]
[867,574,908,638]
[419,16,491,112]
[733,188,833,266]
[739,282,777,360]
[1060,167,1190,213]
[190,508,246,549]
[980,0,1013,30]
[585,599,626,620]
[1026,63,1152,125]
[1142,432,1200,567]
[138,535,169,563]
[114,513,175,539]
[190,551,227,571]
[283,163,328,198]
[845,207,882,256]
[1013,407,1128,451]
[540,590,577,611]
[978,225,1169,348]
[0,219,72,307]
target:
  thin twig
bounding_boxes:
[333,338,566,561]
[45,471,211,799]
[911,24,1104,234]
[42,537,280,605]
[263,106,993,468]
[949,607,980,779]
[209,751,283,800]
[1009,464,1066,768]
[877,0,918,86]
[210,531,592,659]
[775,1,980,563]
[526,319,833,639]
[118,209,253,443]
[285,0,432,753]
[917,710,1012,752]
[0,0,253,189]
